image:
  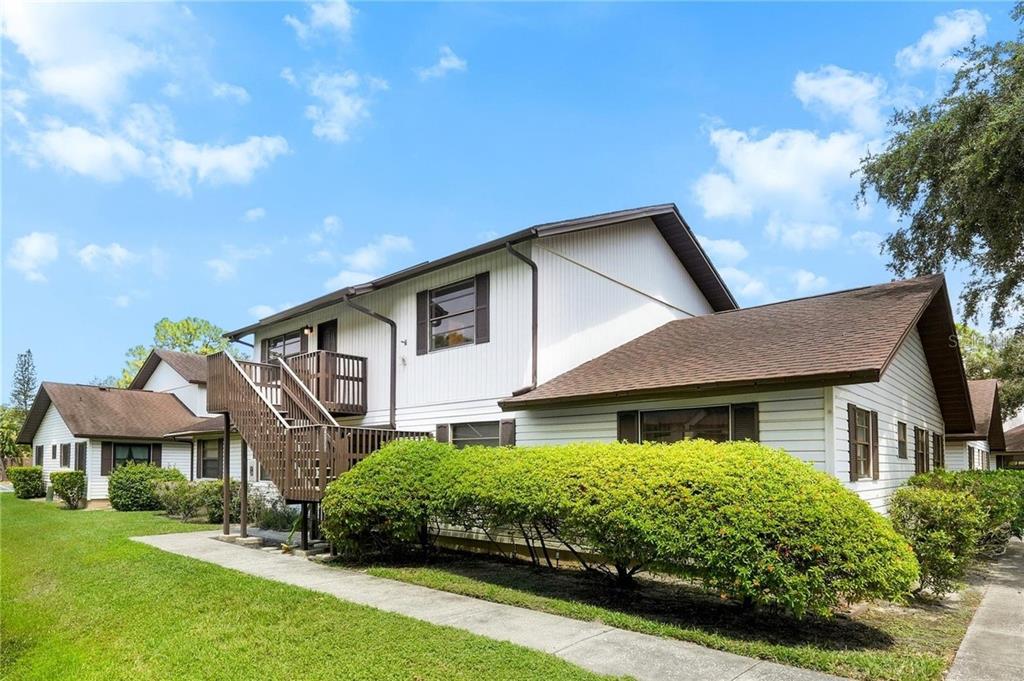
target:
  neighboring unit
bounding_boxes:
[999,423,1024,470]
[944,379,1006,471]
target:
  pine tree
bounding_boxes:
[10,349,38,413]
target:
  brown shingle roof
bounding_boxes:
[164,415,230,437]
[1005,424,1024,453]
[127,349,208,390]
[502,274,974,434]
[948,379,1005,449]
[16,383,199,444]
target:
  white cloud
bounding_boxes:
[77,242,136,270]
[112,294,133,308]
[29,121,145,181]
[693,127,864,222]
[417,46,467,81]
[161,82,182,98]
[248,303,292,319]
[765,217,841,250]
[341,234,412,271]
[212,82,250,104]
[280,67,298,86]
[793,65,886,133]
[0,1,169,117]
[697,235,748,266]
[896,9,988,72]
[719,266,774,304]
[284,1,354,42]
[324,269,377,290]
[20,105,289,195]
[309,214,341,244]
[7,231,59,282]
[850,230,883,256]
[243,207,266,222]
[304,71,372,143]
[791,269,829,295]
[205,244,270,282]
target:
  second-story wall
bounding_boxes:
[252,217,717,429]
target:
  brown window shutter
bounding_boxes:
[731,403,759,441]
[435,424,450,443]
[195,441,204,479]
[151,443,162,468]
[870,411,880,480]
[52,444,57,460]
[300,331,308,354]
[416,290,429,355]
[499,419,516,446]
[60,443,70,468]
[847,403,858,481]
[75,442,87,472]
[260,339,270,362]
[617,411,639,443]
[923,430,931,472]
[35,445,43,466]
[100,441,113,476]
[474,272,490,345]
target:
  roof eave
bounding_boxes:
[499,368,881,411]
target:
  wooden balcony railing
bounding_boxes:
[207,352,428,502]
[286,350,367,415]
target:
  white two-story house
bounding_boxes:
[21,204,985,518]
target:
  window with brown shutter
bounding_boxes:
[847,404,874,481]
[931,433,944,469]
[60,443,71,468]
[418,274,490,353]
[968,445,975,471]
[75,442,87,472]
[451,422,500,448]
[897,422,908,459]
[914,428,929,474]
[34,445,43,466]
[499,419,516,446]
[732,404,760,442]
[617,411,639,443]
[434,424,450,443]
[51,444,57,460]
[200,439,223,478]
[151,443,162,468]
[870,411,880,481]
[100,441,113,476]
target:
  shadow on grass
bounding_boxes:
[336,549,909,653]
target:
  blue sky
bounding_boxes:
[1,1,1017,391]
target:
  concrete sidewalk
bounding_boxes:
[947,538,1024,681]
[134,530,843,681]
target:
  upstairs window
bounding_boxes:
[417,273,489,354]
[264,330,306,361]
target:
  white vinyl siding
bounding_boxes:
[512,387,828,468]
[833,329,943,512]
[140,360,209,417]
[32,405,84,490]
[944,439,990,471]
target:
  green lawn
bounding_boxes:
[0,497,608,681]
[357,553,982,681]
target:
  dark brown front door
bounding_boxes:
[317,320,338,352]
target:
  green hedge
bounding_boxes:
[908,469,1024,554]
[50,470,86,509]
[321,439,453,554]
[108,464,186,511]
[323,439,919,617]
[8,466,44,499]
[890,486,985,597]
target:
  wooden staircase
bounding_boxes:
[207,352,428,502]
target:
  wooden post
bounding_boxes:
[239,438,248,539]
[222,413,231,536]
[300,501,309,550]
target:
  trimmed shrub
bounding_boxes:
[50,470,86,509]
[8,466,44,499]
[325,439,919,617]
[108,464,186,511]
[321,439,454,554]
[909,470,1024,554]
[154,480,204,521]
[194,479,265,524]
[890,486,985,597]
[257,497,300,532]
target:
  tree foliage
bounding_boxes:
[115,317,242,387]
[1,406,29,470]
[957,323,1024,416]
[858,4,1024,328]
[10,349,37,412]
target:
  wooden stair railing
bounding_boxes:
[207,352,431,502]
